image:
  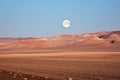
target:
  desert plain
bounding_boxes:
[0,50,120,80]
[0,31,120,80]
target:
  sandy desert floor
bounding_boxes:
[0,52,120,80]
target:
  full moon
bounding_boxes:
[62,20,70,28]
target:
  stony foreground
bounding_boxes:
[0,69,59,80]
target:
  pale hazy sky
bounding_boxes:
[0,0,120,37]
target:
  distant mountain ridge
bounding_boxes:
[0,31,120,51]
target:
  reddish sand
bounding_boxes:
[0,52,120,80]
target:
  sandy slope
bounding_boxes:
[0,31,120,51]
